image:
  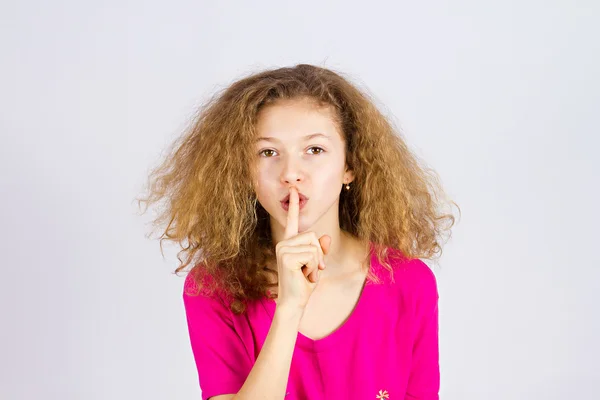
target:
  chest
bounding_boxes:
[296,274,367,341]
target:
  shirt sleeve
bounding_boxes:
[405,260,440,400]
[182,273,253,400]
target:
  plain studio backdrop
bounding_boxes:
[1,1,598,399]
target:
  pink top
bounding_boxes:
[183,243,440,400]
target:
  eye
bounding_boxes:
[258,149,277,157]
[258,147,325,158]
[308,146,325,155]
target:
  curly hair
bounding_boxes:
[136,63,459,314]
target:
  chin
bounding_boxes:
[276,212,311,232]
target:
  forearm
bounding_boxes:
[234,304,303,400]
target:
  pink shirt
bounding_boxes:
[183,243,440,399]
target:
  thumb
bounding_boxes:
[319,234,331,255]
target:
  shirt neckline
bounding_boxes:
[259,241,378,352]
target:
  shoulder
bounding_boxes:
[183,267,233,321]
[395,258,437,293]
[382,247,439,302]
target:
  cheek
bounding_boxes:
[312,170,344,203]
[253,170,275,202]
[318,166,344,186]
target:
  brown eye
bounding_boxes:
[308,147,325,155]
[259,149,276,157]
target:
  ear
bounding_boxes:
[343,167,355,185]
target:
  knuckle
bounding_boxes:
[277,244,290,257]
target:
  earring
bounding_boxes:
[345,183,350,190]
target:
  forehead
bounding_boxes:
[254,98,343,143]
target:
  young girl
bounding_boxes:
[138,64,458,399]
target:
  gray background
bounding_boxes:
[1,1,599,399]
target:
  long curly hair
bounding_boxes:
[136,64,459,314]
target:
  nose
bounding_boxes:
[279,155,305,186]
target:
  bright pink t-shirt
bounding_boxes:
[183,244,440,400]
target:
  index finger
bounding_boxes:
[283,186,299,239]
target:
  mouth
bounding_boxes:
[280,192,308,203]
[280,196,308,211]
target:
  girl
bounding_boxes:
[138,64,458,399]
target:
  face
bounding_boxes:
[251,97,354,237]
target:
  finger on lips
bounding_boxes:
[284,186,299,240]
[283,186,324,282]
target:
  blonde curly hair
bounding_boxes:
[136,64,459,314]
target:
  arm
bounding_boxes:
[232,304,303,400]
[405,262,440,400]
[184,272,303,400]
[208,305,303,400]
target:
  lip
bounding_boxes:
[281,197,307,212]
[281,192,308,203]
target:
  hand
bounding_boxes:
[275,186,331,310]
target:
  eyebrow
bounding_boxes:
[254,133,331,143]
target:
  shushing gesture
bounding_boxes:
[275,186,331,310]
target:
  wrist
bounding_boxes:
[274,302,305,323]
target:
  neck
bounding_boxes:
[268,229,368,279]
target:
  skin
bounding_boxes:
[251,96,367,282]
[208,98,373,399]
